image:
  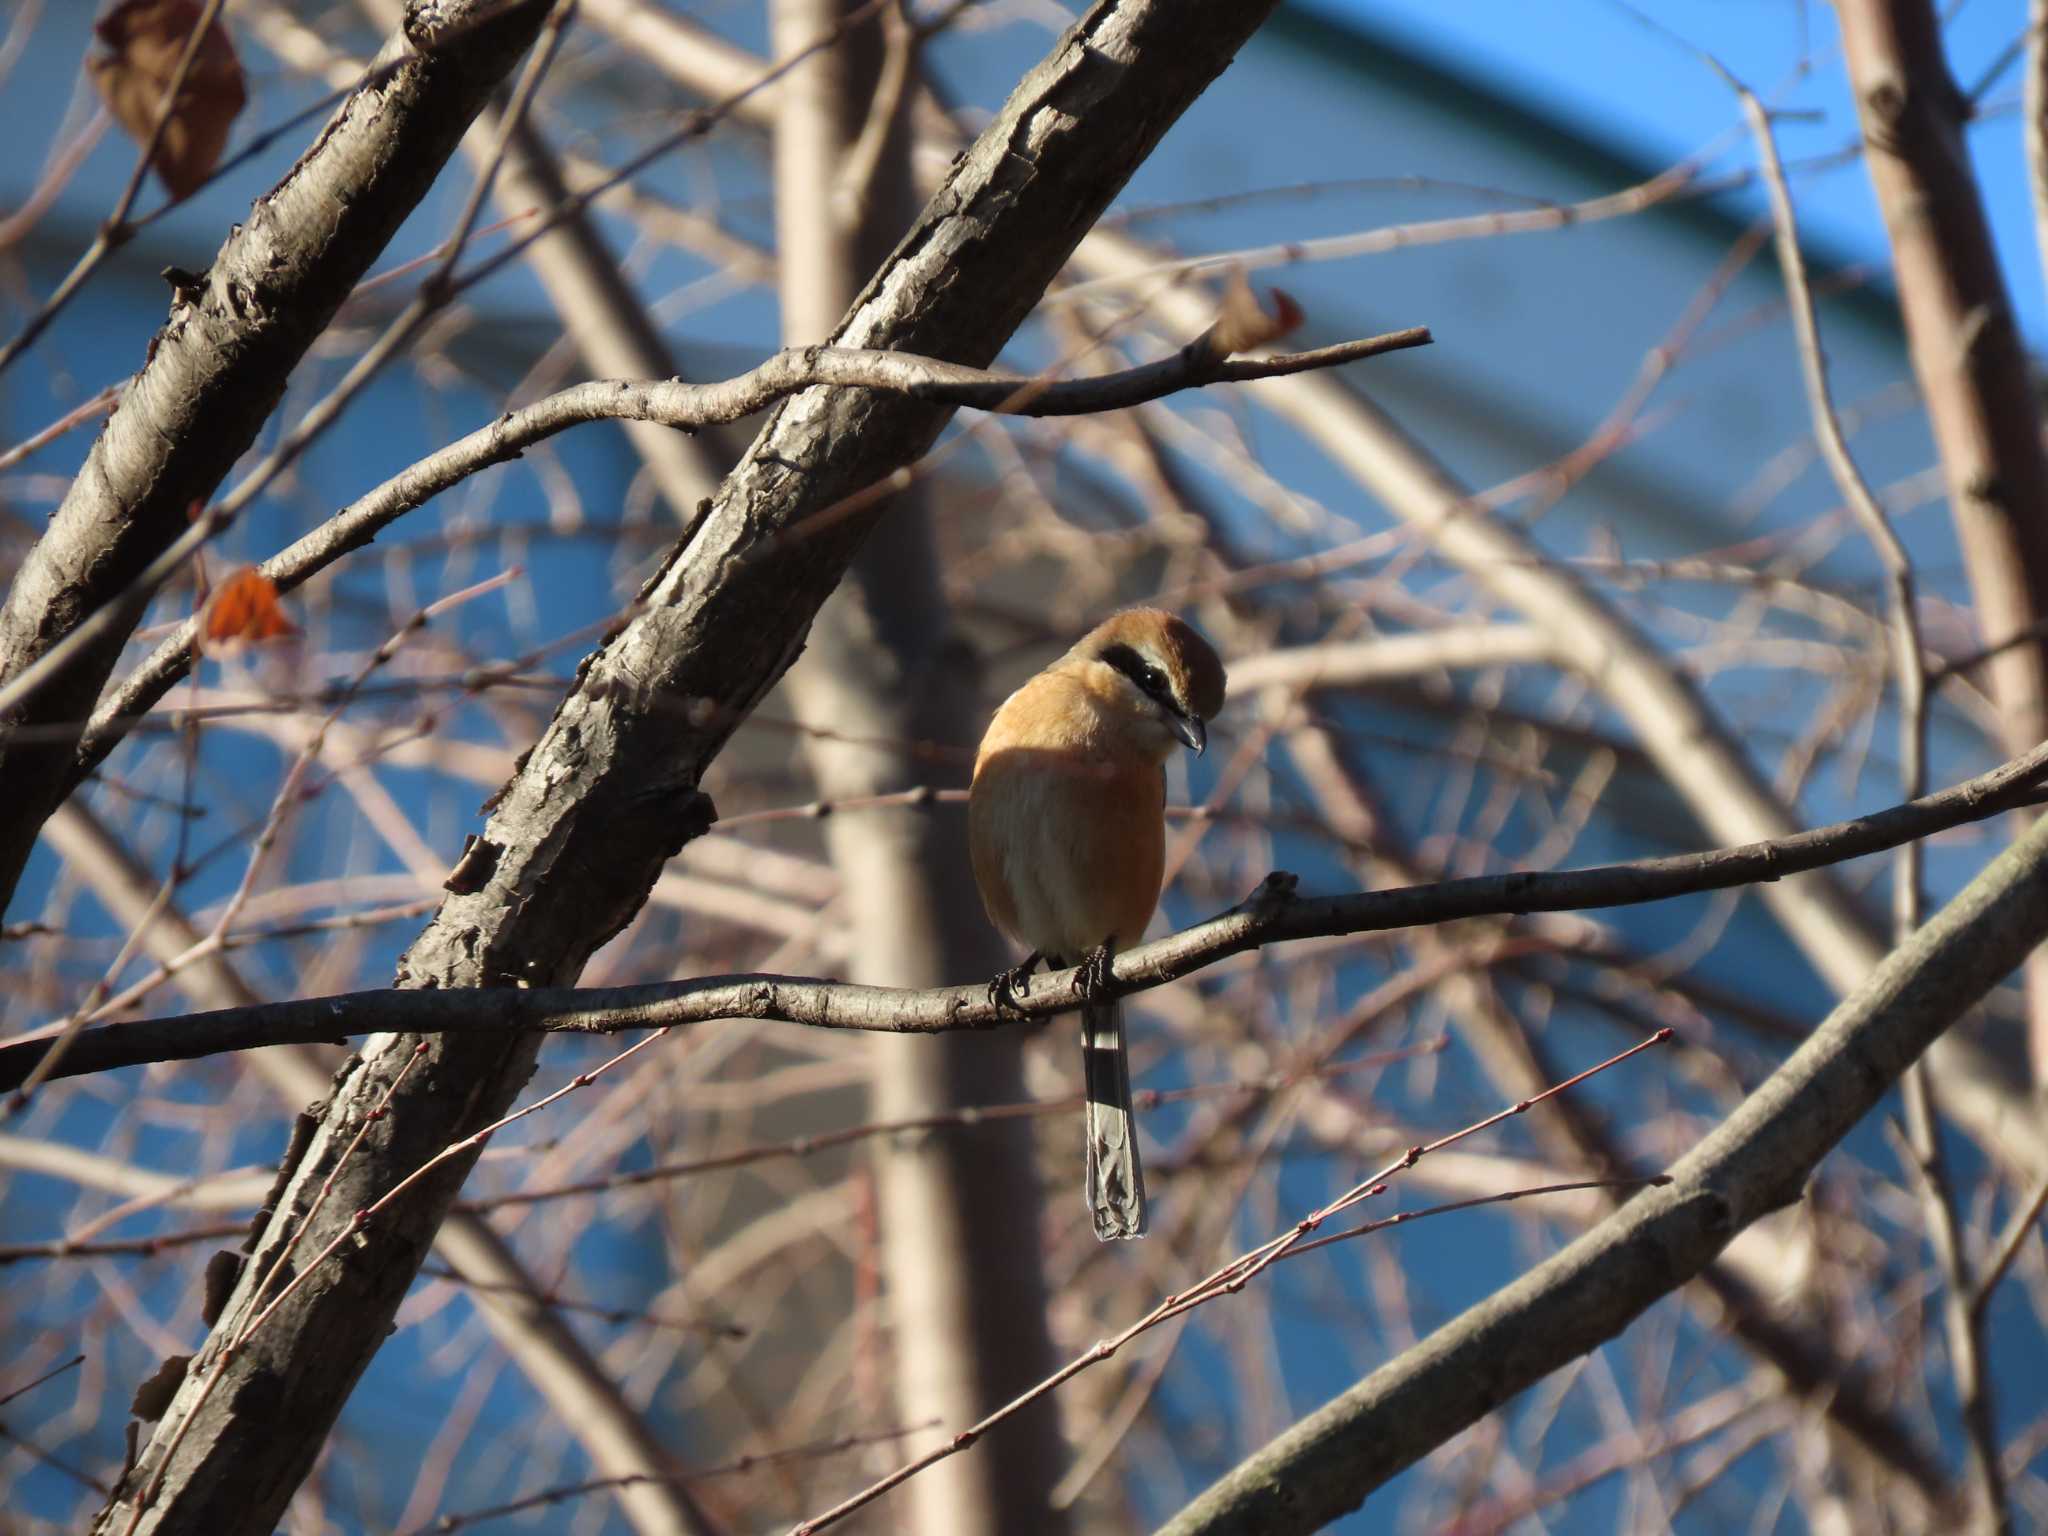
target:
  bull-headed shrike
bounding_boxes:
[969,609,1227,1240]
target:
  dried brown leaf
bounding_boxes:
[1204,269,1305,356]
[89,0,247,200]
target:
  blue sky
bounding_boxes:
[1316,0,2048,344]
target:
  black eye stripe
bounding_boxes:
[1098,643,1148,687]
[1099,643,1175,705]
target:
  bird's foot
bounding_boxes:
[1078,941,1117,1003]
[987,952,1044,1016]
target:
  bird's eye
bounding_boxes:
[1098,643,1177,704]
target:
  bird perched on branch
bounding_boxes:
[969,608,1227,1240]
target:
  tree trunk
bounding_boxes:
[91,3,1283,1529]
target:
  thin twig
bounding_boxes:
[1971,1170,2048,1324]
[408,1422,939,1536]
[9,735,2048,1092]
[787,1033,1673,1534]
[1735,62,2001,1530]
[67,326,1426,783]
[0,1353,85,1408]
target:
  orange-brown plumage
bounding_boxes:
[968,608,1226,1239]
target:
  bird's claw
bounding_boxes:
[1078,941,1117,1003]
[987,952,1044,1016]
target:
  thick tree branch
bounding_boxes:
[1837,0,2048,1087]
[14,736,2047,1094]
[0,0,554,916]
[1155,803,2048,1536]
[767,3,1070,1528]
[89,5,1291,1532]
[1834,0,2048,761]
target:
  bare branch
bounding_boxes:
[0,0,555,915]
[1837,0,2048,1065]
[12,735,2047,1093]
[71,330,1424,791]
[87,5,1298,1532]
[1156,803,2048,1536]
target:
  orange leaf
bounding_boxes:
[89,0,247,200]
[198,566,296,653]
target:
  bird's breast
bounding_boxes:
[969,686,1167,960]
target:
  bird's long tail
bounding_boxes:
[1081,997,1147,1240]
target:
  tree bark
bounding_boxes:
[1157,806,2048,1536]
[0,0,553,915]
[771,3,1069,1530]
[91,3,1282,1530]
[1834,0,2048,1082]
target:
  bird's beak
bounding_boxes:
[1171,712,1206,755]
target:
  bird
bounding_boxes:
[968,608,1227,1240]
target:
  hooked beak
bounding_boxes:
[1171,712,1206,755]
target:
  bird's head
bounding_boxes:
[1068,608,1228,759]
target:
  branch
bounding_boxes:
[1835,0,2048,770]
[0,0,556,916]
[90,4,1298,1532]
[71,329,1423,790]
[1067,221,2048,1202]
[1734,60,1999,1524]
[1155,803,2048,1536]
[12,736,2047,1094]
[1223,624,1554,692]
